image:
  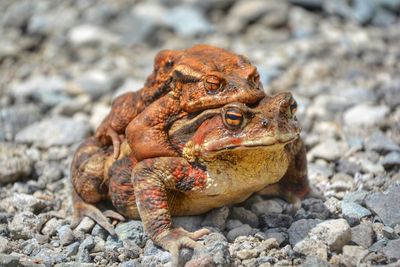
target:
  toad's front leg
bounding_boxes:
[132,157,210,265]
[95,92,145,159]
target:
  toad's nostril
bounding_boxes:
[261,118,269,127]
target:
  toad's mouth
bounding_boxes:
[202,134,299,155]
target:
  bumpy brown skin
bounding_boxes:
[71,92,311,265]
[95,44,265,160]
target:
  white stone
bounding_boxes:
[68,24,119,46]
[74,217,96,234]
[294,239,328,260]
[90,103,111,130]
[15,117,90,148]
[309,139,347,161]
[112,78,144,99]
[344,104,389,127]
[0,236,8,253]
[309,218,351,252]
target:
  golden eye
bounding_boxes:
[204,75,222,94]
[224,108,244,129]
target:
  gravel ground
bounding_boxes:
[1,0,400,266]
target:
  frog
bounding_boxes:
[95,44,265,160]
[70,92,311,265]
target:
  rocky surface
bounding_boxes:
[0,0,399,266]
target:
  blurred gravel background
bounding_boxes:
[0,0,400,266]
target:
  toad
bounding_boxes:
[71,92,311,265]
[95,44,265,160]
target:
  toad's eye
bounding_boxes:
[204,75,223,94]
[290,98,297,115]
[224,108,244,129]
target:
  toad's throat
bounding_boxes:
[173,145,290,215]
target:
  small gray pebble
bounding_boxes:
[74,217,95,234]
[336,159,362,176]
[230,207,259,228]
[288,219,320,246]
[308,219,351,252]
[381,239,400,261]
[365,130,400,153]
[41,217,63,236]
[226,224,253,242]
[264,231,288,246]
[115,220,148,248]
[298,198,330,220]
[105,235,123,252]
[0,254,21,267]
[261,213,293,228]
[8,211,43,239]
[193,232,230,266]
[369,239,387,252]
[0,143,32,184]
[122,239,141,259]
[343,190,368,205]
[351,223,374,249]
[58,225,75,246]
[381,152,400,169]
[65,242,79,258]
[382,226,399,240]
[120,259,141,267]
[15,117,90,148]
[173,215,203,232]
[0,237,8,253]
[201,206,229,230]
[251,200,283,216]
[341,201,371,226]
[141,240,171,266]
[365,185,400,227]
[77,236,95,263]
[91,224,108,239]
[0,104,41,140]
[302,255,330,267]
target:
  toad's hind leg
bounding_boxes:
[259,138,315,211]
[133,157,210,266]
[70,138,124,235]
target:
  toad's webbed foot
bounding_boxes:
[156,227,210,266]
[71,191,124,236]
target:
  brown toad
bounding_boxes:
[71,93,311,265]
[95,44,265,160]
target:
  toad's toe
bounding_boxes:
[71,192,125,236]
[156,227,210,266]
